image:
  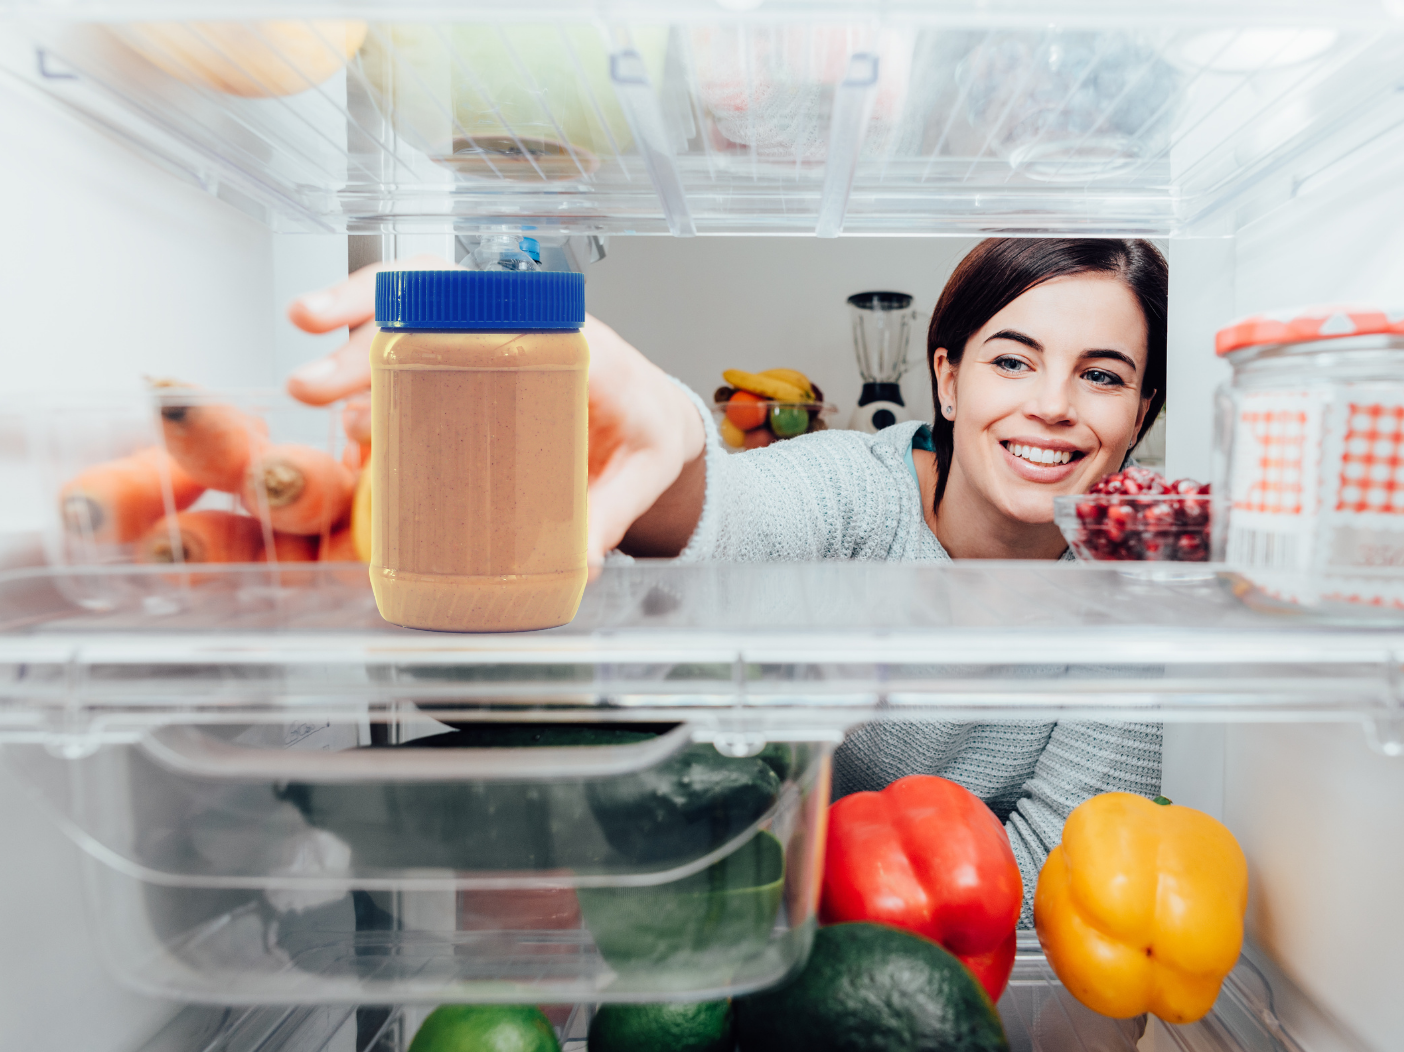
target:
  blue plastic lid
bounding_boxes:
[375,269,584,331]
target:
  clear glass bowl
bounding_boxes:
[712,399,838,451]
[1054,493,1211,562]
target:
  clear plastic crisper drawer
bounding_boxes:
[9,3,1404,236]
[6,709,831,1003]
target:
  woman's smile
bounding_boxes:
[998,438,1086,482]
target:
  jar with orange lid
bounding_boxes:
[1215,305,1404,608]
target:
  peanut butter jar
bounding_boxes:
[370,269,587,631]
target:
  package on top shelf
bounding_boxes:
[112,20,368,98]
[953,30,1180,179]
[358,22,668,181]
[690,22,913,162]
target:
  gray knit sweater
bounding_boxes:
[674,389,1162,925]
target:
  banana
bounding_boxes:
[722,369,809,403]
[759,368,814,397]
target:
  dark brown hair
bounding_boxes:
[928,238,1167,509]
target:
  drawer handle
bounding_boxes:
[139,722,695,782]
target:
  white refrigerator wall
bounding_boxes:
[0,60,341,1052]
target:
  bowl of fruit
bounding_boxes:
[1054,467,1211,562]
[714,368,837,451]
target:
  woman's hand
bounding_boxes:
[286,258,707,564]
[286,253,453,405]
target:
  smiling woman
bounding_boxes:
[924,239,1166,559]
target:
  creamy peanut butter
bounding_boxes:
[369,328,588,631]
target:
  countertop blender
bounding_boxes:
[847,291,919,433]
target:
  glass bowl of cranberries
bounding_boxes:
[1054,467,1211,562]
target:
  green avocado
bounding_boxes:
[587,1000,734,1052]
[407,1005,559,1052]
[734,923,1010,1052]
[277,725,784,873]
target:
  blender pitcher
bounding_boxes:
[847,291,918,433]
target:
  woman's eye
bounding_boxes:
[993,355,1028,372]
[1084,368,1126,387]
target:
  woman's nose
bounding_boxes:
[1024,377,1077,426]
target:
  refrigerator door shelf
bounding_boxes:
[130,935,1340,1052]
[8,12,1404,236]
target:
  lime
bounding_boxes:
[588,1000,734,1052]
[407,1005,560,1052]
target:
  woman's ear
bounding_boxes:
[1133,389,1156,436]
[933,347,958,420]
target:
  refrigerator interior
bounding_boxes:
[0,3,1402,1051]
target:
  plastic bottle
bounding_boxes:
[370,269,588,631]
[471,233,541,272]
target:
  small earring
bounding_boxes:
[943,405,954,418]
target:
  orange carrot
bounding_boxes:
[153,380,268,492]
[317,526,360,562]
[240,444,355,535]
[138,509,265,564]
[270,531,318,563]
[60,447,205,544]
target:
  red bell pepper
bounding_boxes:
[820,774,1023,1002]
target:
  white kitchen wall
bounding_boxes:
[585,236,980,427]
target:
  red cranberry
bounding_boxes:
[1105,503,1139,530]
[1141,532,1175,560]
[1118,532,1147,560]
[1171,478,1200,495]
[1143,502,1177,529]
[1076,499,1107,525]
[1176,533,1208,562]
[1179,498,1209,527]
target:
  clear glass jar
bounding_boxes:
[1215,306,1404,608]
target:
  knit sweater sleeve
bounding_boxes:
[673,380,910,562]
[1005,720,1164,927]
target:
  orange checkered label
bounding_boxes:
[1336,403,1404,514]
[1233,409,1307,515]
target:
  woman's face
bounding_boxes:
[933,272,1151,524]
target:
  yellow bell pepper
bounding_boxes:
[1034,793,1248,1024]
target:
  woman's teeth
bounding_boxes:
[1008,443,1074,466]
